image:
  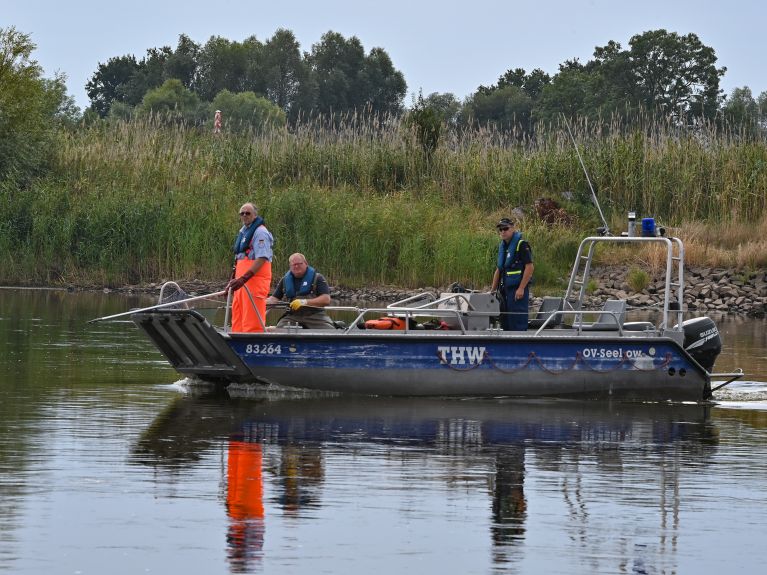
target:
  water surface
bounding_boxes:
[1,289,766,574]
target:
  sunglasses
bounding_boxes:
[497,226,511,232]
[239,211,252,216]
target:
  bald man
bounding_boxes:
[266,253,335,329]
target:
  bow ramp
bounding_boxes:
[132,309,251,382]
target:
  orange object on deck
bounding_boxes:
[364,316,407,330]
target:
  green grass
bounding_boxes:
[1,113,765,289]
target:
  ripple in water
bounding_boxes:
[712,380,767,407]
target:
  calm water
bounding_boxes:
[1,288,767,574]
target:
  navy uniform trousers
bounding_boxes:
[501,284,530,331]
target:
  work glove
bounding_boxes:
[225,277,245,293]
[226,272,252,293]
[290,299,308,311]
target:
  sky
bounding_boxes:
[3,0,765,111]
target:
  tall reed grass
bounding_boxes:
[1,113,765,288]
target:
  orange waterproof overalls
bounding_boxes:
[231,258,272,332]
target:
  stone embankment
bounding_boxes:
[113,265,767,317]
[328,267,767,317]
[583,266,767,317]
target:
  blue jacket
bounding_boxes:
[497,231,528,288]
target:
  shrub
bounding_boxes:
[627,267,650,292]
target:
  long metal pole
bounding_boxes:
[562,114,610,236]
[88,290,227,323]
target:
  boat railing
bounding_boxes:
[392,293,480,311]
[532,310,629,336]
[564,236,685,333]
[326,305,639,337]
[340,305,484,334]
[388,292,438,308]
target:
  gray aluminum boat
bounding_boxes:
[127,235,743,401]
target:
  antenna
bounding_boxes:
[562,115,610,236]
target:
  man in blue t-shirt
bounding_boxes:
[266,253,335,329]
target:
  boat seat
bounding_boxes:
[528,297,564,328]
[623,321,655,332]
[578,299,626,331]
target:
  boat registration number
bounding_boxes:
[245,344,282,355]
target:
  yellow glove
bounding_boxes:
[290,299,307,311]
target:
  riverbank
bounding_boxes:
[78,263,766,318]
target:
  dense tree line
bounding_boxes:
[83,27,767,140]
[85,29,407,127]
[454,29,767,135]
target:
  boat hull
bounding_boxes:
[133,310,710,401]
[228,332,708,400]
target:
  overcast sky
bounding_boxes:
[3,0,764,111]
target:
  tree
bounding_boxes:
[406,91,442,156]
[521,68,552,100]
[758,91,767,130]
[421,92,462,126]
[306,31,406,118]
[107,101,134,122]
[114,47,174,108]
[239,35,266,96]
[86,54,142,116]
[164,34,200,90]
[260,29,308,113]
[137,79,202,123]
[532,30,726,124]
[534,66,597,123]
[359,47,406,116]
[195,36,249,101]
[721,86,761,136]
[463,85,533,132]
[0,26,72,181]
[210,90,286,132]
[467,68,549,132]
[308,31,367,115]
[623,30,725,120]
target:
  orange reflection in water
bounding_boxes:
[226,440,265,572]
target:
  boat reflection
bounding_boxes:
[132,392,719,572]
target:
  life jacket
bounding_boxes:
[233,217,265,257]
[497,231,527,288]
[283,266,317,299]
[364,317,407,330]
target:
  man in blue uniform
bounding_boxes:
[266,253,335,329]
[490,218,534,330]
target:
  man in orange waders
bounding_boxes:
[226,203,274,332]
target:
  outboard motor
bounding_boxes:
[679,317,722,372]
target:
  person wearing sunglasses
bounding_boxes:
[490,217,534,330]
[226,203,274,332]
[266,253,336,329]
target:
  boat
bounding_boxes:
[123,234,743,401]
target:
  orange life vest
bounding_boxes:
[364,316,407,330]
